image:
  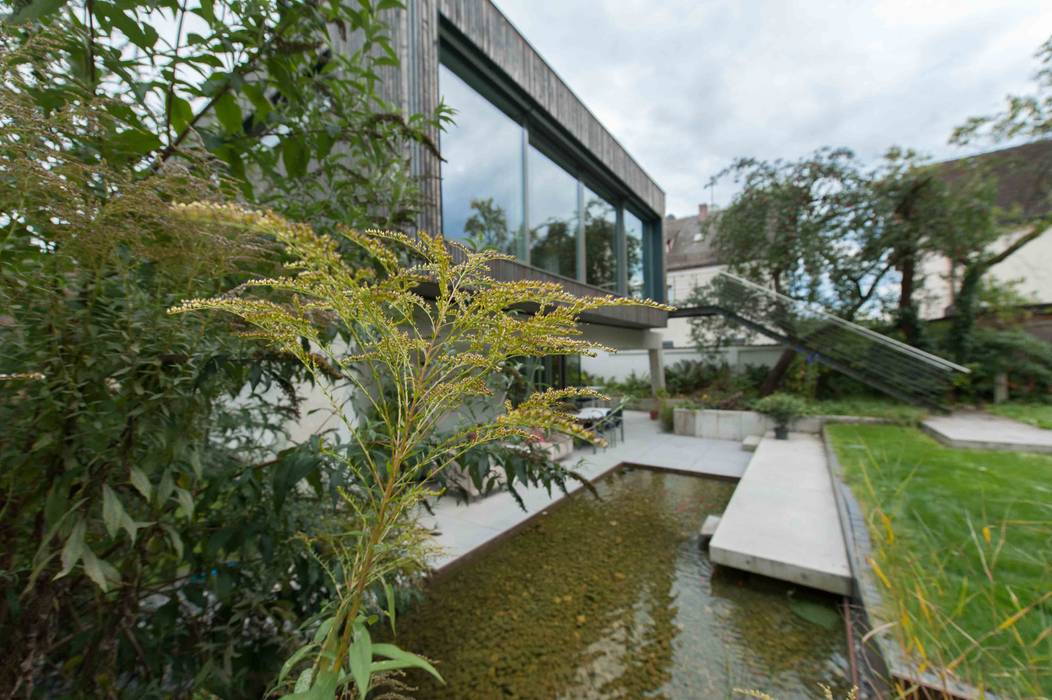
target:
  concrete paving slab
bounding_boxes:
[710,433,852,595]
[922,412,1052,453]
[422,411,751,570]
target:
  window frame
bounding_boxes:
[438,21,664,302]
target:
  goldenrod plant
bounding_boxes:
[170,203,667,699]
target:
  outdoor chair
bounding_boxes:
[592,401,625,453]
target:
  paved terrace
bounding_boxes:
[420,410,750,571]
[922,411,1052,454]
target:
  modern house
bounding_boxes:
[365,0,670,392]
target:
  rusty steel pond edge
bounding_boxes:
[427,461,739,581]
[821,425,1000,700]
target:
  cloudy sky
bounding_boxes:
[493,0,1052,217]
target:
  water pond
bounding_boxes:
[388,467,852,699]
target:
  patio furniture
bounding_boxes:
[573,404,625,452]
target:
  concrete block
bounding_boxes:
[795,416,822,434]
[741,435,761,452]
[715,410,742,440]
[739,410,768,437]
[700,514,721,541]
[698,410,719,439]
[672,408,694,436]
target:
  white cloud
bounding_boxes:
[494,0,1052,215]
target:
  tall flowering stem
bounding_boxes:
[169,202,668,698]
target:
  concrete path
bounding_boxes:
[709,433,853,595]
[420,410,751,570]
[922,411,1052,454]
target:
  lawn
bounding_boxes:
[988,402,1052,430]
[827,425,1052,697]
[804,398,927,424]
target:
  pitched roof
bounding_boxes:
[938,139,1052,222]
[665,205,721,271]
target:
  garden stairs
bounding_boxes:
[670,272,969,412]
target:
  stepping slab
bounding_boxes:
[741,435,761,452]
[710,433,852,595]
[922,412,1052,454]
[699,514,721,541]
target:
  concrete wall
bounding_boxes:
[583,345,785,383]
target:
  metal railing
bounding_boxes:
[672,272,969,411]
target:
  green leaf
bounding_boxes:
[312,616,336,644]
[369,643,443,683]
[79,547,109,589]
[294,668,313,693]
[169,94,194,134]
[109,128,163,157]
[278,642,317,685]
[787,595,840,630]
[306,670,338,700]
[282,134,308,179]
[174,487,194,518]
[101,484,124,538]
[5,0,67,23]
[56,518,85,579]
[162,523,184,559]
[156,470,174,506]
[214,92,243,133]
[347,621,372,699]
[129,466,152,501]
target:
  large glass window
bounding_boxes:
[528,145,578,278]
[583,188,617,292]
[439,65,523,256]
[624,209,644,298]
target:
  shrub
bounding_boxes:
[753,393,807,428]
[660,402,676,432]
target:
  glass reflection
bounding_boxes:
[584,188,617,292]
[438,64,522,256]
[625,209,645,298]
[528,145,578,278]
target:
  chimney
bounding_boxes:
[698,203,709,220]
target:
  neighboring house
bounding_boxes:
[918,140,1052,323]
[664,204,725,348]
[290,0,671,438]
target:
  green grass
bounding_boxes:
[988,402,1052,430]
[828,425,1052,697]
[803,398,927,424]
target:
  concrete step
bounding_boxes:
[709,433,852,595]
[741,434,761,452]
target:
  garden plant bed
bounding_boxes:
[827,424,1052,698]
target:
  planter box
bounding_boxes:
[672,409,887,440]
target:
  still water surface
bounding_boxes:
[388,467,851,699]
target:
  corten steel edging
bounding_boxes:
[821,425,1000,700]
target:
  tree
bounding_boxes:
[2,0,446,231]
[946,34,1052,362]
[0,2,448,695]
[695,148,895,393]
